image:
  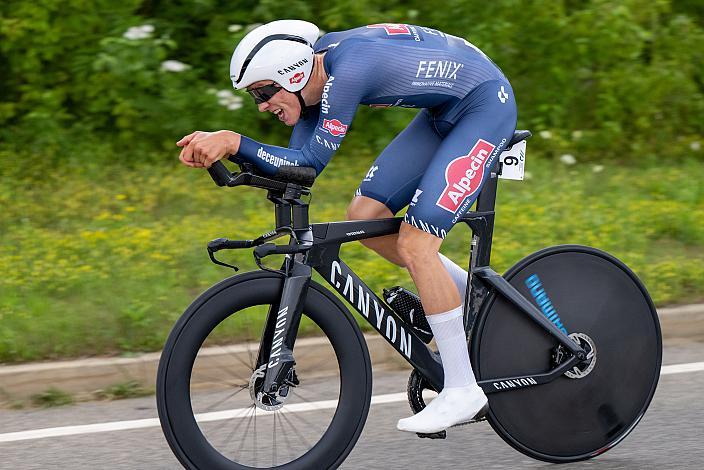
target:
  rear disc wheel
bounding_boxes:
[471,245,661,462]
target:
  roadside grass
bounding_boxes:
[1,150,702,363]
[30,387,74,408]
[0,388,27,409]
[93,380,153,401]
[0,381,154,409]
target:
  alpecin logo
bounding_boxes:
[321,118,348,137]
[320,76,335,114]
[289,72,305,85]
[367,23,411,35]
[436,139,496,213]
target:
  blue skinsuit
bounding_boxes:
[236,23,517,238]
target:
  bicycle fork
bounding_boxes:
[255,260,311,397]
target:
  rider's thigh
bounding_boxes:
[355,109,441,214]
[405,80,518,239]
[346,195,394,220]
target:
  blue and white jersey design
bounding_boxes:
[236,23,508,176]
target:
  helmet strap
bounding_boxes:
[294,90,309,119]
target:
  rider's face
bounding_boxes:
[249,81,301,126]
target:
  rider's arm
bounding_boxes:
[235,56,366,176]
[236,134,326,175]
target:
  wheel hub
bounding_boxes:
[564,332,597,379]
[249,364,285,411]
[249,364,298,411]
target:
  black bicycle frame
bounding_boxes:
[305,226,582,394]
[247,163,586,397]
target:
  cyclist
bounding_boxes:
[177,19,517,434]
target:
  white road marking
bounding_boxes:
[1,362,703,443]
[660,361,704,375]
[0,393,407,443]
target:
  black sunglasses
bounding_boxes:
[247,83,283,104]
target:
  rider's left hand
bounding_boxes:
[176,130,241,168]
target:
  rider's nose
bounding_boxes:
[258,102,268,112]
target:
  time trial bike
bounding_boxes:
[156,130,661,469]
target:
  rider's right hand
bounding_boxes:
[177,130,241,168]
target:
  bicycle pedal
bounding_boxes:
[414,405,489,440]
[453,415,487,427]
[416,430,446,439]
[473,404,489,422]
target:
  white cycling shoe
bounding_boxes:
[397,384,488,434]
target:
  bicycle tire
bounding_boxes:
[157,271,372,469]
[470,245,661,462]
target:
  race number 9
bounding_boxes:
[498,140,526,181]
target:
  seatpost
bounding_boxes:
[475,164,498,215]
[472,163,500,264]
[462,163,500,334]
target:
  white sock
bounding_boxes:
[439,253,468,301]
[426,306,476,388]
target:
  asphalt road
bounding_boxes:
[1,339,702,470]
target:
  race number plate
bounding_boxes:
[498,140,526,180]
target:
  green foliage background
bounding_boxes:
[1,0,703,161]
[1,1,703,363]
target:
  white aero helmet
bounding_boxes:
[230,20,320,93]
